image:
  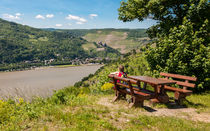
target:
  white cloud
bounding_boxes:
[66,14,87,23]
[76,22,84,25]
[68,23,72,26]
[35,15,45,19]
[46,14,54,18]
[15,13,22,16]
[89,14,98,19]
[2,13,21,20]
[55,24,62,27]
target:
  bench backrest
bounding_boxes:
[160,72,197,90]
[108,74,139,95]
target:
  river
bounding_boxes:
[0,65,102,101]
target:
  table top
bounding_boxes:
[128,76,176,86]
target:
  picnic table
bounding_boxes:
[128,76,176,103]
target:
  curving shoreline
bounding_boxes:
[0,63,102,73]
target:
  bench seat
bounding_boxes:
[108,74,152,107]
[163,85,192,94]
[118,88,151,97]
[115,82,152,98]
[159,72,197,104]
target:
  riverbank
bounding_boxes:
[0,64,102,101]
[0,63,103,73]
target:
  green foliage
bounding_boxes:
[101,83,114,91]
[50,86,92,105]
[0,19,121,71]
[146,19,210,91]
[0,86,93,130]
[0,18,88,63]
[118,0,209,91]
[0,62,43,71]
[118,0,210,38]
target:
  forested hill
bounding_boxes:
[0,18,88,64]
[0,19,120,70]
[46,28,148,38]
[45,28,151,53]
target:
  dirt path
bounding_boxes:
[97,96,210,123]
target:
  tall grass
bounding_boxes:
[0,85,210,130]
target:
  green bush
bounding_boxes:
[146,19,210,91]
[50,86,80,104]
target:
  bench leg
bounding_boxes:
[174,91,187,105]
[157,92,169,103]
[129,97,144,108]
[112,90,126,102]
[152,85,169,103]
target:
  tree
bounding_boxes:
[118,0,210,91]
[118,0,210,38]
[146,19,209,91]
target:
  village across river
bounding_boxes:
[0,65,102,101]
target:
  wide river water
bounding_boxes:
[0,65,102,101]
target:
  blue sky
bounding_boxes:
[0,0,156,29]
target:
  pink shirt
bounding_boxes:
[117,72,127,83]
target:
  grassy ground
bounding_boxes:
[187,92,210,113]
[0,86,210,130]
[151,91,210,113]
[82,43,97,51]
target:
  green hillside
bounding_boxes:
[55,29,151,53]
[0,18,86,62]
[83,29,150,54]
[0,19,120,71]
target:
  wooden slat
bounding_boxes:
[164,85,192,94]
[116,82,151,97]
[139,89,155,95]
[109,80,114,84]
[129,79,138,84]
[108,74,130,82]
[109,74,138,84]
[158,78,195,88]
[109,74,153,98]
[160,72,197,81]
[123,88,151,97]
[128,79,135,96]
[109,78,137,90]
[116,83,130,89]
[128,76,176,86]
[134,91,151,97]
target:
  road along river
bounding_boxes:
[0,65,102,101]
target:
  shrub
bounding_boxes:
[101,83,113,91]
[50,86,80,104]
[146,19,210,91]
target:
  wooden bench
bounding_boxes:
[108,74,153,107]
[159,72,197,104]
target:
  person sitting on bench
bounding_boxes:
[110,65,128,89]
